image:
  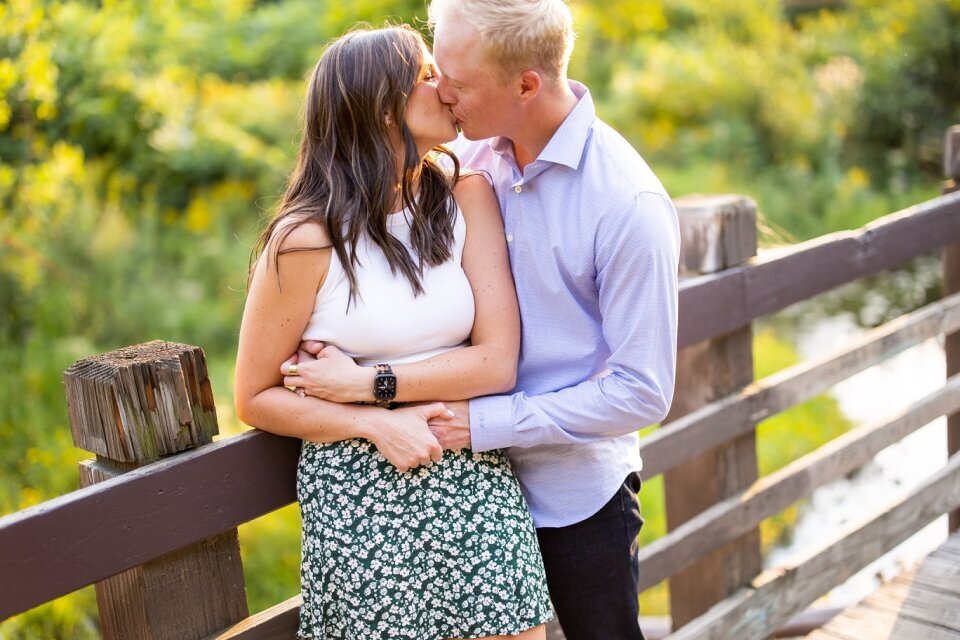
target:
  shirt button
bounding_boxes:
[514,185,522,193]
[506,234,514,242]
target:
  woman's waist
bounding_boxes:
[299,438,509,469]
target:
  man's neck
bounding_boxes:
[510,81,580,172]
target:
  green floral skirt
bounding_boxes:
[296,439,553,640]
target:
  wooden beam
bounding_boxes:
[804,533,960,639]
[665,195,761,626]
[0,429,300,620]
[944,125,960,533]
[678,191,960,348]
[642,291,960,479]
[63,341,218,463]
[209,595,301,639]
[209,598,841,640]
[639,373,960,591]
[64,341,248,638]
[662,452,960,640]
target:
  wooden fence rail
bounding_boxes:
[1,127,959,638]
[666,453,960,640]
[641,290,960,480]
[0,429,298,621]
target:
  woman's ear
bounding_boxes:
[385,111,396,127]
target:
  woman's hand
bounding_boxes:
[367,403,450,472]
[281,341,375,403]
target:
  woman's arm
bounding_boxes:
[282,175,521,403]
[234,221,445,471]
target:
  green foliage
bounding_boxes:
[238,504,302,614]
[0,590,98,640]
[0,0,954,633]
[573,0,957,237]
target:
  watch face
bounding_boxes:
[375,374,396,400]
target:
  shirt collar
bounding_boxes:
[487,80,595,170]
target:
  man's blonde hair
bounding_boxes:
[428,0,575,80]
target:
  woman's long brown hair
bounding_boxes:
[250,25,460,304]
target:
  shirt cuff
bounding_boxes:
[468,394,515,452]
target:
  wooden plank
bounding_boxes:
[638,374,960,591]
[210,595,301,639]
[64,342,248,638]
[211,600,838,640]
[663,452,960,640]
[678,190,960,348]
[862,576,960,630]
[79,462,248,639]
[63,340,248,640]
[665,197,761,626]
[901,535,960,596]
[816,605,960,640]
[934,532,960,555]
[944,128,960,534]
[906,555,960,588]
[946,125,960,182]
[0,429,300,620]
[643,292,960,479]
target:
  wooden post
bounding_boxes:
[663,195,762,628]
[63,341,248,639]
[944,125,960,533]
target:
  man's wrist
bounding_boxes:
[469,395,515,451]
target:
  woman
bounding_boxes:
[234,25,552,640]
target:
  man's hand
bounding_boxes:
[427,400,471,450]
[372,403,449,472]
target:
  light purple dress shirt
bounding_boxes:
[454,82,681,528]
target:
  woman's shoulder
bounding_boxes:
[268,216,332,255]
[452,172,496,212]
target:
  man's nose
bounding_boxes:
[437,75,456,105]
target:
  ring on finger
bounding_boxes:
[288,363,298,376]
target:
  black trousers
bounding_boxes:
[535,472,646,640]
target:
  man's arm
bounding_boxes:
[463,191,680,451]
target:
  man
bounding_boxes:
[425,1,681,638]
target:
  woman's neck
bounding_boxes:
[390,166,422,214]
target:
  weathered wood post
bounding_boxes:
[663,195,762,627]
[944,125,960,533]
[63,340,248,639]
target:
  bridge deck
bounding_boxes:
[805,531,960,640]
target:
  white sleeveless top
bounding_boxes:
[302,207,475,366]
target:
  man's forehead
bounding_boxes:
[433,20,489,77]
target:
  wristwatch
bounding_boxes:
[373,363,397,406]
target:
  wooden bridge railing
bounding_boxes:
[1,128,960,639]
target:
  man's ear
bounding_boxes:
[518,69,543,101]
